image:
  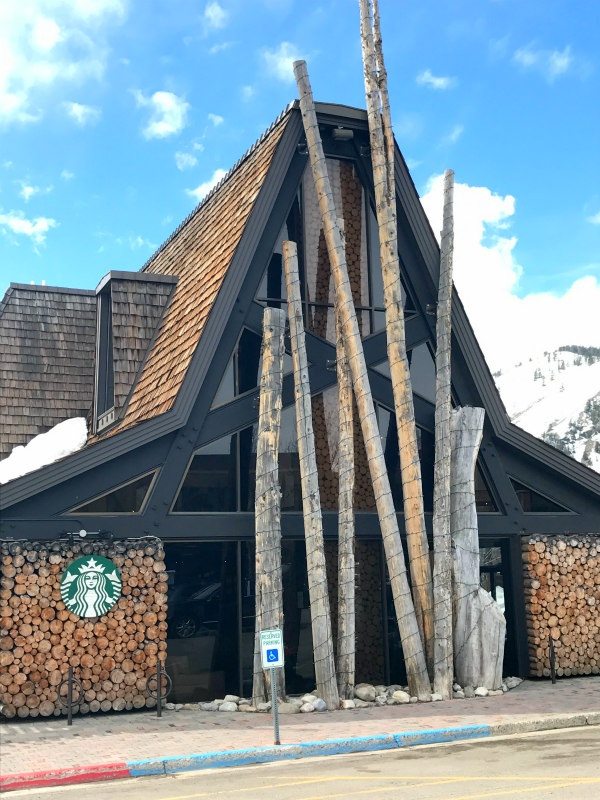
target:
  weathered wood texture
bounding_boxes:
[523,534,599,677]
[0,539,167,719]
[432,169,455,699]
[294,58,431,699]
[0,286,96,459]
[252,307,286,704]
[283,240,339,710]
[451,407,505,690]
[359,0,434,667]
[336,219,356,700]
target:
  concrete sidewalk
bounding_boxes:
[1,677,599,792]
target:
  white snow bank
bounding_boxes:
[0,418,88,485]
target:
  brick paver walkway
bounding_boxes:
[1,678,598,777]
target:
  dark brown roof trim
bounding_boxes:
[95,271,178,294]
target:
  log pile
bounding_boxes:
[523,534,599,677]
[0,538,167,719]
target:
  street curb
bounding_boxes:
[0,762,130,793]
[1,713,598,793]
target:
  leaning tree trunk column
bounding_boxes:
[432,169,455,699]
[282,240,339,710]
[451,407,506,690]
[294,59,431,699]
[359,0,434,668]
[252,307,286,705]
[336,219,356,700]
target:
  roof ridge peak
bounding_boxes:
[140,102,294,275]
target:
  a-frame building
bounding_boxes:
[2,102,599,702]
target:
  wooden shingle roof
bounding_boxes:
[0,285,96,459]
[102,108,292,436]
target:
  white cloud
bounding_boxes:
[0,209,57,245]
[513,44,573,82]
[441,123,464,145]
[208,112,224,126]
[175,151,198,171]
[416,69,457,90]
[261,42,302,83]
[241,84,255,102]
[128,234,156,250]
[19,183,40,202]
[134,90,190,139]
[63,100,101,126]
[0,0,126,126]
[60,169,74,181]
[192,140,205,152]
[203,2,228,31]
[209,41,233,54]
[187,168,227,202]
[420,175,600,370]
[587,211,600,226]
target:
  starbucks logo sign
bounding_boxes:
[60,555,122,618]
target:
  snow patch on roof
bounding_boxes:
[0,418,88,485]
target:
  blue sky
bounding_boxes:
[0,0,598,364]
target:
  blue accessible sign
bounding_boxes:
[260,628,284,669]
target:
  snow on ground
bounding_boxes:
[0,418,87,485]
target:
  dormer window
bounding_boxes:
[94,284,115,431]
[91,270,177,435]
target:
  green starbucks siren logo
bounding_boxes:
[60,555,122,618]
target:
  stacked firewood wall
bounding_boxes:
[523,534,599,677]
[325,539,384,683]
[0,538,167,719]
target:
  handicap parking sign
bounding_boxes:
[260,629,284,668]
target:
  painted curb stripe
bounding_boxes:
[127,724,492,777]
[0,762,130,792]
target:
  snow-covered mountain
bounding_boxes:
[493,346,600,473]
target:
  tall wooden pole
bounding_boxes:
[293,59,431,698]
[252,307,286,705]
[359,0,434,668]
[282,240,340,710]
[336,219,356,700]
[433,169,455,699]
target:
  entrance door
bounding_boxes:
[165,542,238,703]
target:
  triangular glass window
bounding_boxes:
[69,472,155,514]
[211,328,293,409]
[372,343,436,404]
[475,464,498,512]
[174,433,237,512]
[510,479,571,513]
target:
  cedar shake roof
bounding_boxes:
[0,284,96,459]
[101,107,292,436]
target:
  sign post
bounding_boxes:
[260,628,284,746]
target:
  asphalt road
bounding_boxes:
[9,726,600,800]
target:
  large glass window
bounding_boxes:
[372,342,436,404]
[256,160,416,344]
[173,434,237,512]
[68,472,155,514]
[174,409,302,513]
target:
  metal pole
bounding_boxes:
[157,659,162,718]
[270,667,280,745]
[549,635,556,684]
[67,666,73,727]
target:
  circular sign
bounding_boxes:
[60,555,122,618]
